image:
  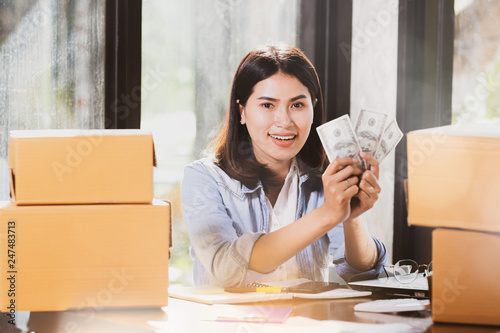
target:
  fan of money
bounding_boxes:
[316,110,403,171]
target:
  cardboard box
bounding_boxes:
[0,200,170,311]
[9,129,156,205]
[432,228,500,326]
[407,124,500,232]
[407,124,500,325]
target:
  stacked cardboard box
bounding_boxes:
[8,129,156,205]
[0,129,171,312]
[407,124,500,326]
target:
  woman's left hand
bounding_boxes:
[348,152,381,220]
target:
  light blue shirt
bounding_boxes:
[181,156,387,288]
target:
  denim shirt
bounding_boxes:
[181,156,387,288]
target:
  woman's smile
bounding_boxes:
[268,133,297,146]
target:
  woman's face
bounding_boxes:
[239,72,314,170]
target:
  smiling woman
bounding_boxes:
[211,45,326,194]
[238,73,315,185]
[181,44,388,288]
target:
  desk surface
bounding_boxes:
[22,297,500,333]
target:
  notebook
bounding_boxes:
[348,273,429,299]
[169,279,372,305]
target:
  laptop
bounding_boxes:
[348,273,430,299]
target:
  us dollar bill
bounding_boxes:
[373,118,404,162]
[316,114,366,171]
[354,110,388,170]
[354,109,388,156]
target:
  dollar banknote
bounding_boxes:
[354,109,388,156]
[373,119,404,162]
[316,114,366,171]
[317,111,403,172]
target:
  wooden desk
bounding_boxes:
[21,297,500,332]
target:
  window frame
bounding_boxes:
[105,0,142,129]
[393,0,454,264]
[298,0,353,122]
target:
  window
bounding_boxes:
[141,0,299,285]
[453,0,500,124]
[0,0,105,200]
[350,0,399,264]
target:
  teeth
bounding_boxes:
[269,134,295,141]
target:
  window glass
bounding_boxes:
[141,0,299,285]
[453,0,500,124]
[0,0,105,200]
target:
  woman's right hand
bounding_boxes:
[320,157,363,227]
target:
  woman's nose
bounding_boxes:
[274,106,292,127]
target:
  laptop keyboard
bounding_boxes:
[387,277,428,290]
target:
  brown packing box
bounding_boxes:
[0,200,170,312]
[407,124,500,326]
[432,228,500,326]
[407,124,500,232]
[9,129,156,205]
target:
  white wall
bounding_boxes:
[350,0,399,263]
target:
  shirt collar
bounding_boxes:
[240,158,303,194]
[290,157,299,172]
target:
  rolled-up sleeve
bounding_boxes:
[181,162,271,288]
[327,222,387,283]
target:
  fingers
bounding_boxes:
[356,174,381,211]
[358,151,381,197]
[324,178,359,213]
[323,167,359,200]
[360,152,379,179]
[355,162,381,214]
[324,157,359,176]
[343,175,360,191]
[356,190,377,210]
[321,159,364,225]
[322,158,365,198]
[360,172,381,195]
[358,179,379,199]
[344,184,360,198]
[324,158,363,183]
[346,153,382,217]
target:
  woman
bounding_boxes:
[181,44,387,288]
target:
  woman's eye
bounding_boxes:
[262,103,273,109]
[292,102,304,108]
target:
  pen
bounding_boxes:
[224,286,285,293]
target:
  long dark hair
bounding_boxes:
[210,44,327,191]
